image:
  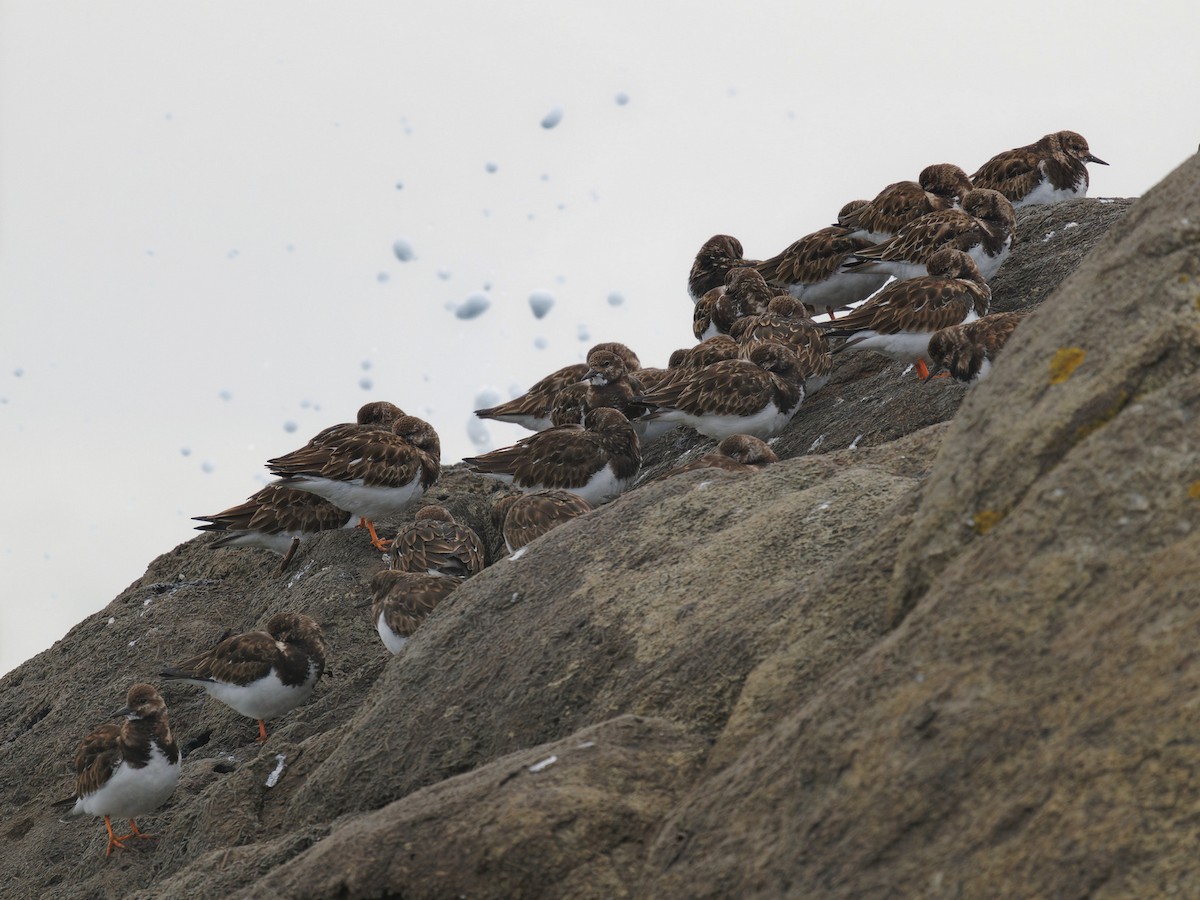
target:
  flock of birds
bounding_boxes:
[61,130,1106,857]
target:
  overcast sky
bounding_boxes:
[1,0,1197,675]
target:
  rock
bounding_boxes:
[6,163,1189,898]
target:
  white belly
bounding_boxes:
[660,400,799,441]
[289,472,425,522]
[521,462,632,506]
[1014,172,1087,207]
[203,664,318,720]
[376,612,408,655]
[74,744,179,819]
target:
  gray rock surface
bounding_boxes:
[0,166,1180,898]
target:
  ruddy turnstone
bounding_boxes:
[925,310,1028,382]
[659,434,780,479]
[667,334,742,371]
[160,612,326,744]
[638,341,806,440]
[301,401,406,448]
[836,199,870,226]
[547,347,649,427]
[843,188,1016,282]
[267,414,441,550]
[693,267,776,340]
[840,163,974,243]
[818,247,991,379]
[193,484,355,572]
[491,489,593,553]
[972,130,1108,207]
[462,407,641,505]
[370,570,462,654]
[474,342,641,432]
[688,234,760,303]
[63,684,180,857]
[753,227,887,318]
[389,505,486,577]
[729,296,834,394]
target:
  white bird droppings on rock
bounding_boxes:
[265,753,287,788]
[848,434,864,450]
[509,547,528,561]
[529,291,555,319]
[528,755,557,773]
[540,107,563,129]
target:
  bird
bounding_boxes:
[297,401,406,449]
[729,296,834,394]
[491,490,593,553]
[193,484,355,572]
[389,505,486,577]
[266,414,441,550]
[839,163,974,242]
[370,569,462,654]
[462,407,641,505]
[817,247,991,380]
[925,311,1028,382]
[474,342,641,432]
[842,188,1017,282]
[753,224,888,318]
[160,612,326,744]
[546,346,650,428]
[637,341,806,440]
[658,434,780,480]
[667,334,742,371]
[62,683,180,858]
[688,234,760,302]
[972,130,1108,207]
[693,267,776,340]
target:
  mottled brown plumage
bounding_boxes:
[491,489,594,552]
[972,131,1107,207]
[840,163,973,241]
[474,342,641,431]
[639,342,806,440]
[389,505,486,577]
[926,311,1028,382]
[193,484,354,571]
[300,401,407,449]
[730,296,834,393]
[688,234,760,302]
[160,613,326,743]
[370,570,463,653]
[463,407,641,505]
[693,267,777,339]
[68,684,180,857]
[659,434,780,479]
[844,189,1017,282]
[548,349,649,427]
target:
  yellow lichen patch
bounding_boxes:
[1188,481,1200,500]
[1074,390,1130,444]
[1048,347,1086,384]
[972,509,1005,536]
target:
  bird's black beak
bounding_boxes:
[114,704,134,719]
[1086,154,1109,166]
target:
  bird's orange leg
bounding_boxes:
[915,358,930,380]
[357,517,391,551]
[103,815,129,857]
[257,719,269,744]
[114,818,156,843]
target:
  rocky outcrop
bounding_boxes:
[1,165,1187,899]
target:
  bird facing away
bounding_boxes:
[925,310,1028,382]
[389,505,486,577]
[474,342,642,432]
[463,407,641,505]
[370,568,463,654]
[193,484,356,572]
[638,341,806,441]
[972,130,1107,207]
[160,613,326,744]
[818,247,991,379]
[729,296,834,394]
[840,163,974,242]
[491,489,593,553]
[843,188,1017,282]
[266,414,441,550]
[658,434,780,480]
[64,683,180,857]
[688,234,760,303]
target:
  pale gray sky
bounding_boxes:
[2,0,1197,674]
